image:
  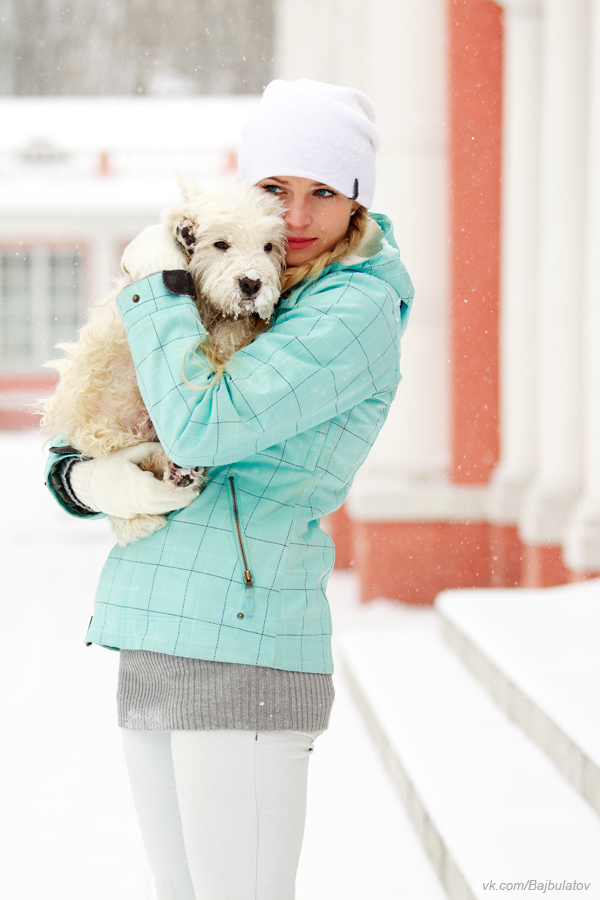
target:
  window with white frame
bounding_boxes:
[0,246,84,369]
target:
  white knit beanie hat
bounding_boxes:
[238,79,380,209]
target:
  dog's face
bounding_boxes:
[164,180,286,321]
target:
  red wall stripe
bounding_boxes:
[448,0,503,483]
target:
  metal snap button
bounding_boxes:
[237,612,244,619]
[132,294,140,303]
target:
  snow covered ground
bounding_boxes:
[1,431,445,900]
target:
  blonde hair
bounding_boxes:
[184,205,370,389]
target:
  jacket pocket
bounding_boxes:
[228,475,255,616]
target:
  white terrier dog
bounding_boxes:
[41,179,286,545]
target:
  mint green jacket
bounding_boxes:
[46,214,414,673]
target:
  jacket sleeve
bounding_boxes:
[117,267,410,469]
[44,444,105,519]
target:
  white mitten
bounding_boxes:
[69,443,200,518]
[121,223,188,281]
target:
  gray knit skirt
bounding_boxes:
[118,650,335,732]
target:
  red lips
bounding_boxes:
[287,236,317,249]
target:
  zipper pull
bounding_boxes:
[243,570,255,616]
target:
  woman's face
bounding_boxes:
[257,176,359,266]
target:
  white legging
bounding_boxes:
[122,729,319,900]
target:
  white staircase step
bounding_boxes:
[340,623,600,900]
[436,582,600,816]
[298,648,449,900]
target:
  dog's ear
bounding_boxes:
[173,216,197,259]
[177,171,202,203]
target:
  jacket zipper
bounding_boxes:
[228,476,254,591]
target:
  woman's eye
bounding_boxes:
[315,188,335,198]
[264,243,273,253]
[214,241,230,251]
[262,184,283,195]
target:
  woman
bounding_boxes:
[45,79,414,899]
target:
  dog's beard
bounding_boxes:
[250,287,276,320]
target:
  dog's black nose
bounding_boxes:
[239,277,261,297]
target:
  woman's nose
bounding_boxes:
[284,198,311,229]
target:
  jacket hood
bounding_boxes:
[338,212,388,265]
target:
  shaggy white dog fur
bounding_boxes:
[41,179,286,545]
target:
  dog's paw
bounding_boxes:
[174,217,197,259]
[164,460,206,489]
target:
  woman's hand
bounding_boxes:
[121,224,188,281]
[68,443,201,518]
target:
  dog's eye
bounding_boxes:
[214,241,230,251]
[264,243,273,253]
